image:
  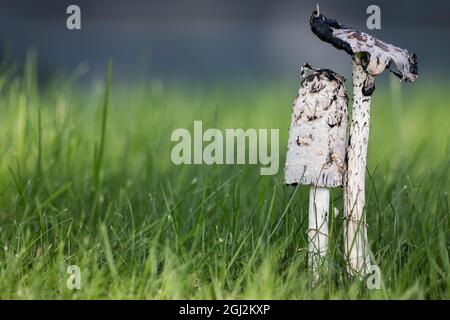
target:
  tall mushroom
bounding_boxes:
[285,64,348,280]
[310,9,418,275]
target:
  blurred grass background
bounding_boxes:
[0,54,449,299]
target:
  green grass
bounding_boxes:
[0,56,449,299]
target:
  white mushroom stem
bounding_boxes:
[344,61,372,276]
[308,185,329,280]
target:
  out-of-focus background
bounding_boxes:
[0,0,448,83]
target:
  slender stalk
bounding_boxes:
[91,60,112,220]
[308,185,329,280]
[94,60,112,190]
[344,61,372,276]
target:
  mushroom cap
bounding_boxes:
[310,11,418,82]
[284,64,348,188]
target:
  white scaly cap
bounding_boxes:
[284,64,348,188]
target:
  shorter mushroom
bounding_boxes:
[310,8,418,275]
[285,64,348,280]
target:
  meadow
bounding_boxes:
[0,56,449,299]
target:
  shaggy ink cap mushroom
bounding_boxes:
[310,9,418,96]
[308,6,420,276]
[284,63,349,280]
